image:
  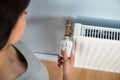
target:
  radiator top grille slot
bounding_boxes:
[74,24,120,41]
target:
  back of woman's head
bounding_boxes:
[0,0,30,50]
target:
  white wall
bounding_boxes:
[21,0,120,54]
[22,18,66,54]
[27,0,120,20]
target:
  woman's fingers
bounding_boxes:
[61,49,68,62]
[58,49,75,67]
[57,56,64,67]
[58,61,63,68]
[70,51,75,64]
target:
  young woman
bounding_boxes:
[0,0,74,80]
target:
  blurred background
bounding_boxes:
[21,0,120,54]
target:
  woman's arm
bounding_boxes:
[58,49,75,80]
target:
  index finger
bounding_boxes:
[61,49,68,61]
[70,51,75,63]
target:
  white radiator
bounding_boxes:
[73,23,120,73]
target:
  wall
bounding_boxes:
[27,0,120,20]
[21,0,120,54]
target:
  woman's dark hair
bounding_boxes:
[0,0,30,50]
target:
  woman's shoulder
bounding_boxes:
[13,41,49,80]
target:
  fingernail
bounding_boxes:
[61,48,64,51]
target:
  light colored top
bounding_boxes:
[13,41,49,80]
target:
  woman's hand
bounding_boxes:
[57,49,75,80]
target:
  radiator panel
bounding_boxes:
[73,23,120,73]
